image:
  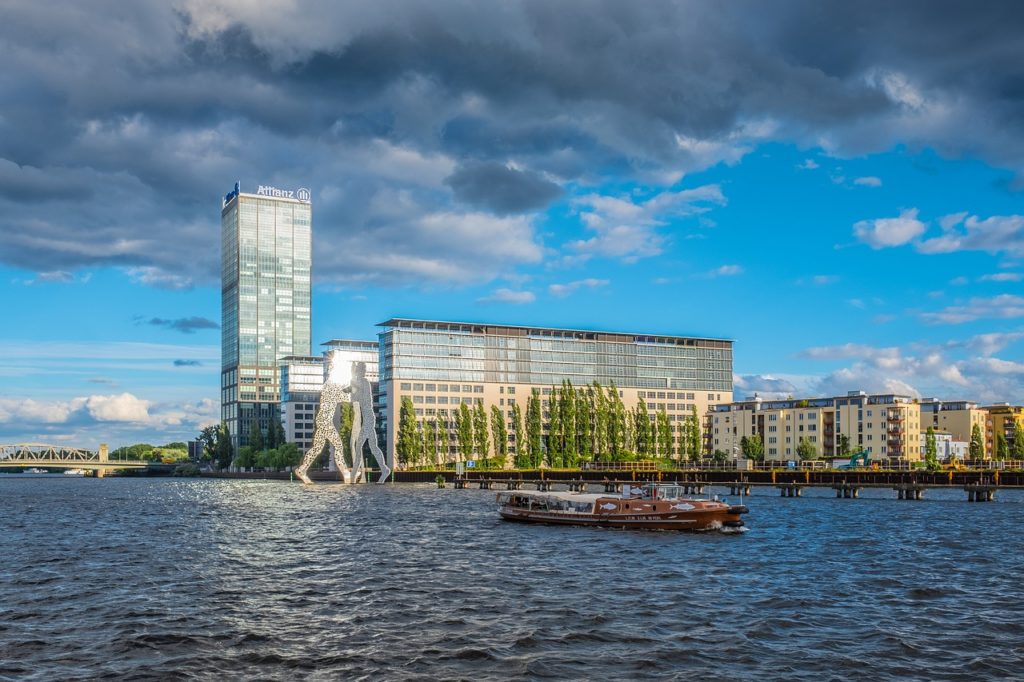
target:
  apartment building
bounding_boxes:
[984,404,1024,456]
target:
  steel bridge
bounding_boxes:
[0,443,148,477]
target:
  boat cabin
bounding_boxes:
[496,491,600,514]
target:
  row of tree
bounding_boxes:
[395,380,703,469]
[734,434,818,461]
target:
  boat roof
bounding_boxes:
[497,491,606,503]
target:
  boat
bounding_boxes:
[64,469,87,476]
[497,483,748,531]
[23,468,49,474]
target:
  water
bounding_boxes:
[2,478,1024,680]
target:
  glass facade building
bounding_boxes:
[377,318,733,467]
[221,184,312,449]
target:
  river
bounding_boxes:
[2,476,1023,680]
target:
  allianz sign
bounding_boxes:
[257,185,311,203]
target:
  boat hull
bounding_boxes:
[499,506,747,531]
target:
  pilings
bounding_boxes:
[728,482,752,496]
[776,483,803,497]
[894,484,925,500]
[833,482,861,499]
[964,484,996,502]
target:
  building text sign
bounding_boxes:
[257,185,311,203]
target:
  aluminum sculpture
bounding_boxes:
[294,357,390,484]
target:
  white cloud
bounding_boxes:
[568,184,726,262]
[920,294,1024,325]
[126,266,194,290]
[708,264,743,277]
[853,208,925,248]
[798,159,819,170]
[477,288,535,304]
[979,272,1023,282]
[853,176,882,187]
[918,214,1024,257]
[812,274,839,285]
[548,278,609,297]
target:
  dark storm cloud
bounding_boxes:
[147,317,219,334]
[445,162,562,214]
[1,1,1023,285]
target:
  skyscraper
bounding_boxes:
[221,183,312,450]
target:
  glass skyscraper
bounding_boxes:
[221,183,312,449]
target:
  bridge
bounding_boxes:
[0,443,149,477]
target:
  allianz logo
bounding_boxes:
[257,185,311,203]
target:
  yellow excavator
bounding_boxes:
[942,457,966,471]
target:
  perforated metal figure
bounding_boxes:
[294,356,352,485]
[348,361,391,483]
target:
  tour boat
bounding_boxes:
[64,469,87,476]
[496,483,748,532]
[23,468,49,474]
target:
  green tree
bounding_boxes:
[749,434,765,461]
[562,381,578,467]
[457,402,474,462]
[547,386,562,467]
[473,401,489,465]
[511,402,526,468]
[490,405,509,469]
[656,409,672,459]
[265,418,279,450]
[197,425,218,461]
[796,437,818,460]
[423,418,439,466]
[969,423,985,460]
[924,427,938,468]
[607,383,627,460]
[687,406,702,462]
[578,384,594,461]
[235,445,257,469]
[396,396,420,467]
[527,389,543,467]
[634,398,652,456]
[215,423,234,469]
[838,434,851,456]
[338,402,355,467]
[1012,424,1024,460]
[995,432,1009,460]
[739,435,750,458]
[248,420,264,452]
[593,381,609,460]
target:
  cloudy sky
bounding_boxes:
[2,1,1023,447]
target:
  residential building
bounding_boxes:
[377,318,734,468]
[919,398,988,455]
[221,182,312,449]
[984,404,1024,457]
[710,391,923,462]
[919,430,967,461]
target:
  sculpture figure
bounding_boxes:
[348,361,392,483]
[293,357,390,484]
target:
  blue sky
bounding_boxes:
[1,2,1022,447]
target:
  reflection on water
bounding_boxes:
[2,478,1024,680]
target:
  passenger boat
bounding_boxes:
[63,469,87,476]
[497,483,748,531]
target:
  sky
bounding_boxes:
[1,1,1023,448]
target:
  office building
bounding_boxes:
[710,391,923,462]
[221,182,312,449]
[377,318,734,468]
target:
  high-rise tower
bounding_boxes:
[221,183,312,450]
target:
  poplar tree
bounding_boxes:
[473,401,490,465]
[215,423,234,469]
[547,386,562,467]
[338,402,354,466]
[579,384,594,461]
[424,418,439,466]
[657,409,673,459]
[687,405,702,461]
[490,405,509,469]
[996,432,1008,460]
[969,423,984,460]
[1012,426,1024,459]
[248,420,264,452]
[925,426,938,468]
[511,402,526,468]
[457,402,474,462]
[527,389,543,467]
[593,381,609,460]
[562,381,578,466]
[635,398,652,456]
[607,383,627,460]
[396,396,420,467]
[266,418,279,449]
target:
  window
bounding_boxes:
[463,385,473,392]
[400,382,411,390]
[438,384,448,392]
[438,396,448,404]
[507,387,516,395]
[451,385,460,393]
[413,396,424,404]
[425,384,436,391]
[413,383,424,391]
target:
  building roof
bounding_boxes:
[321,339,378,349]
[376,317,733,345]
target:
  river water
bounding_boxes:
[2,477,1023,680]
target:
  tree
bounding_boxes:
[473,401,490,465]
[562,381,578,467]
[796,437,818,460]
[995,432,1009,460]
[490,405,509,469]
[1012,424,1024,460]
[338,401,355,467]
[511,402,526,468]
[838,434,851,456]
[457,402,474,462]
[198,425,218,461]
[396,396,420,467]
[547,386,562,467]
[687,405,702,462]
[266,418,279,450]
[739,435,750,458]
[634,398,652,456]
[969,423,985,460]
[215,423,234,469]
[924,427,938,469]
[656,409,672,459]
[423,418,439,466]
[235,445,257,469]
[579,384,594,461]
[527,389,543,468]
[747,434,765,461]
[593,381,610,460]
[248,420,264,452]
[607,383,627,460]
